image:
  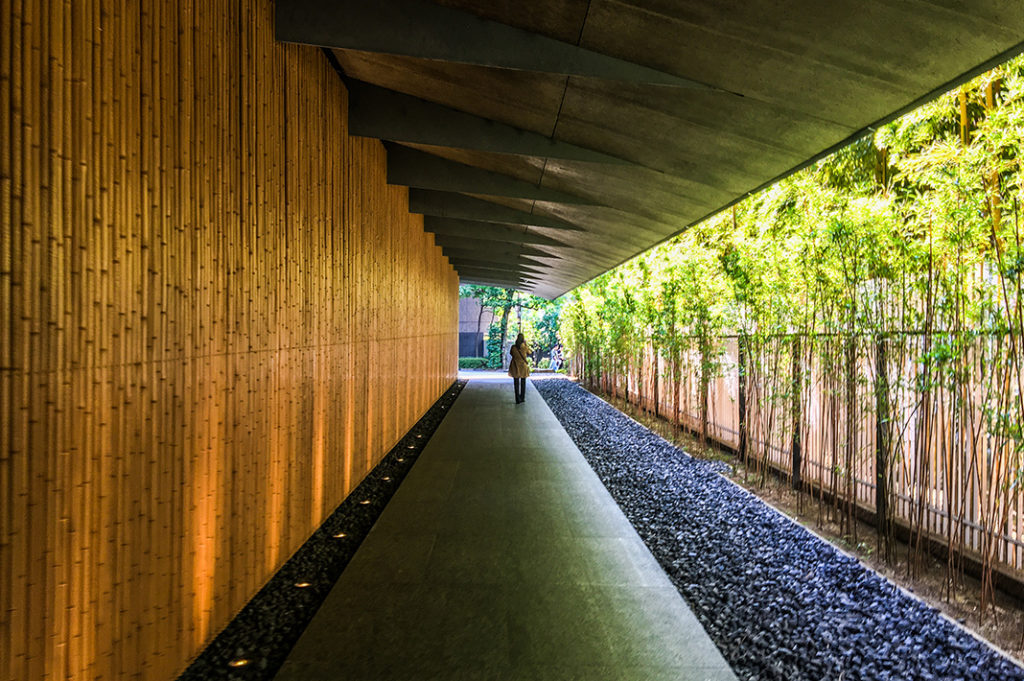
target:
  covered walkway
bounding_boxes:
[274,378,736,681]
[9,4,1024,679]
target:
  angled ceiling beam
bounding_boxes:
[409,189,583,232]
[276,0,726,90]
[453,270,536,283]
[441,247,548,268]
[349,81,628,165]
[456,271,543,286]
[444,247,546,264]
[386,144,598,205]
[460,278,530,289]
[455,267,531,280]
[446,257,546,274]
[424,217,570,248]
[434,237,557,260]
[462,280,531,289]
[446,251,548,270]
[455,269,531,284]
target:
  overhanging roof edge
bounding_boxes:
[539,37,1024,301]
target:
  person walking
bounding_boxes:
[508,332,531,403]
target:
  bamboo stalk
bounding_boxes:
[3,0,458,676]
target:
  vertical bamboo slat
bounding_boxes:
[601,330,1024,582]
[1,1,459,679]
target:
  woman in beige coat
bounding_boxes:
[508,332,531,403]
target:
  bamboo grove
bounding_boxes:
[559,56,1024,615]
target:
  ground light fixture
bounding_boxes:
[171,381,466,677]
[360,499,371,505]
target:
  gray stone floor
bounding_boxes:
[274,378,738,681]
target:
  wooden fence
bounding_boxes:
[574,333,1024,578]
[1,1,459,679]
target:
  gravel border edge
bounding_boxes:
[176,380,467,681]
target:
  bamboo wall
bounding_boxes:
[0,1,459,679]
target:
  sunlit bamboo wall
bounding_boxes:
[589,336,1024,575]
[0,1,459,679]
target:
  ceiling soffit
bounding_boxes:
[276,0,1024,297]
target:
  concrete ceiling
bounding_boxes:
[277,0,1024,298]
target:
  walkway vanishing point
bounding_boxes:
[274,377,738,680]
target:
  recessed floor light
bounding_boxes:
[295,582,311,588]
[333,532,346,538]
[382,476,391,482]
[228,659,249,668]
[359,499,370,505]
[397,458,405,462]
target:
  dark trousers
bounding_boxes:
[513,377,526,403]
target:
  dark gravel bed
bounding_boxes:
[177,380,466,681]
[535,378,1023,681]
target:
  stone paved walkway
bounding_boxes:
[274,377,737,681]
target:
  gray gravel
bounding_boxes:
[535,378,1024,681]
[176,381,466,681]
